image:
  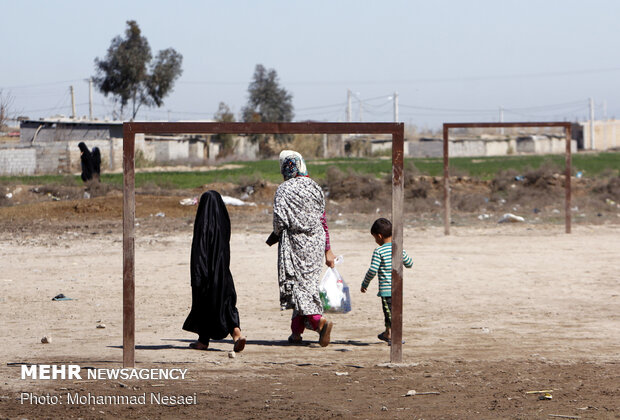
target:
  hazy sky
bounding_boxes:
[2,0,620,128]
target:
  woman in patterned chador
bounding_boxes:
[269,150,335,347]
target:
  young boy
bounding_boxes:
[361,218,413,344]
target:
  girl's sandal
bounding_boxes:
[189,341,209,350]
[233,337,246,353]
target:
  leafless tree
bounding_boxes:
[0,89,15,130]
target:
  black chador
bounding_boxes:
[78,142,94,182]
[182,191,241,347]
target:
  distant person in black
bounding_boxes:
[182,190,246,352]
[78,142,101,182]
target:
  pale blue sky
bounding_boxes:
[2,0,619,128]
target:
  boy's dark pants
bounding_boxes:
[381,296,392,328]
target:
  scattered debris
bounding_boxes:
[381,406,388,411]
[526,389,554,394]
[335,372,349,376]
[179,197,198,206]
[222,196,256,207]
[548,415,580,419]
[41,336,51,344]
[96,323,106,329]
[52,294,73,301]
[228,351,236,359]
[118,382,127,388]
[538,393,553,400]
[477,213,490,220]
[312,372,319,376]
[155,212,166,218]
[498,213,525,223]
[404,390,440,397]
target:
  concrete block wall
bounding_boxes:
[35,142,68,174]
[0,146,37,175]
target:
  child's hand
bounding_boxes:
[360,287,367,293]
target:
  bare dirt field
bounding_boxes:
[0,187,619,419]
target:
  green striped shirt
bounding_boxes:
[362,243,413,297]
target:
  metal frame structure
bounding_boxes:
[122,122,405,367]
[442,122,573,235]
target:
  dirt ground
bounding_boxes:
[0,181,619,419]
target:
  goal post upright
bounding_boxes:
[122,121,405,367]
[442,122,573,236]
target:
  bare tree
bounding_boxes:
[0,89,15,130]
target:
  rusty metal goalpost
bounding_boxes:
[122,122,405,367]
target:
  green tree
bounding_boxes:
[242,64,294,156]
[93,20,183,119]
[213,102,236,158]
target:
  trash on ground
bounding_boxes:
[155,212,166,217]
[96,323,106,329]
[478,214,490,220]
[221,196,256,206]
[41,336,51,344]
[52,294,74,301]
[335,372,349,376]
[179,197,198,206]
[538,393,553,400]
[403,390,440,397]
[498,213,525,223]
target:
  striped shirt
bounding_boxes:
[362,243,413,297]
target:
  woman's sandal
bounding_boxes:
[233,337,246,353]
[319,321,333,347]
[288,334,303,345]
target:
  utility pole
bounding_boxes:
[88,78,93,120]
[603,100,608,150]
[393,92,399,122]
[70,85,77,119]
[499,106,504,135]
[589,97,595,150]
[358,95,362,122]
[346,89,352,122]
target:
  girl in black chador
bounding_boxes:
[183,190,246,352]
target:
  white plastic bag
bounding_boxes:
[319,256,352,313]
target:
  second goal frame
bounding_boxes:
[442,122,573,235]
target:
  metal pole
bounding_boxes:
[70,86,76,119]
[565,125,572,234]
[390,124,404,363]
[443,124,450,235]
[394,92,399,122]
[88,78,93,120]
[603,100,608,150]
[589,97,595,150]
[347,90,352,122]
[123,126,136,368]
[499,106,504,135]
